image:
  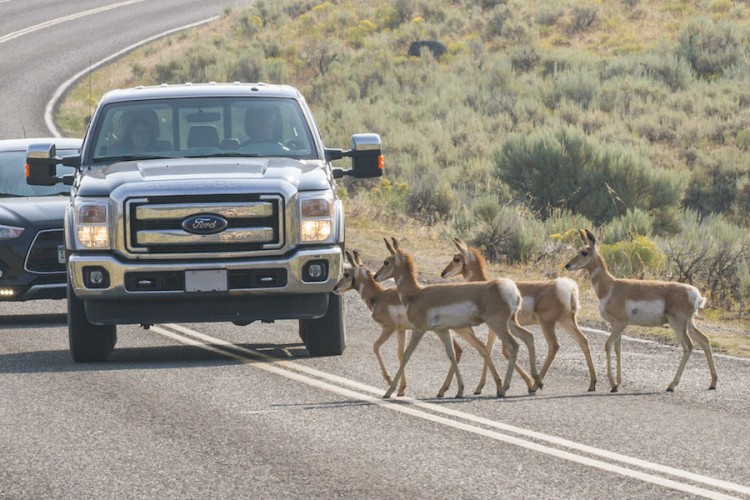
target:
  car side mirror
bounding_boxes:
[25,143,59,186]
[329,133,383,179]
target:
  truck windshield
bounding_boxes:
[91,97,317,162]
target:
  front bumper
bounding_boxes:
[69,246,341,324]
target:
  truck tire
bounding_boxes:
[300,292,345,356]
[67,280,117,362]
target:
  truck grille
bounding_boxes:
[25,229,65,273]
[126,194,283,254]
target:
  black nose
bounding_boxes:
[564,264,571,270]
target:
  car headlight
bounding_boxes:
[299,194,333,243]
[74,201,111,249]
[0,225,24,240]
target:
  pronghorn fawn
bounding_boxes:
[564,229,717,392]
[373,237,542,398]
[441,238,597,393]
[334,250,466,397]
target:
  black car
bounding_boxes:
[0,137,82,301]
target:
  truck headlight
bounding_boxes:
[0,225,24,240]
[75,202,111,249]
[299,195,333,243]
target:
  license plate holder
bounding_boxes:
[185,269,228,292]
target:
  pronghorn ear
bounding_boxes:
[352,250,364,266]
[584,229,597,246]
[384,238,396,255]
[578,229,588,244]
[391,237,400,251]
[345,250,356,266]
[453,237,468,253]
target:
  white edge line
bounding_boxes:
[580,326,750,363]
[44,16,220,137]
[155,323,750,499]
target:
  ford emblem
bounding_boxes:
[181,214,228,235]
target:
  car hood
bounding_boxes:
[76,157,331,196]
[0,196,68,227]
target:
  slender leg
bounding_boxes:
[373,327,395,385]
[453,327,503,397]
[666,316,693,392]
[559,315,597,391]
[396,330,408,396]
[536,321,560,387]
[474,328,497,395]
[686,318,718,390]
[435,329,464,398]
[508,318,543,390]
[384,329,425,398]
[438,334,464,397]
[605,322,627,392]
[500,341,535,392]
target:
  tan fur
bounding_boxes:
[564,229,717,392]
[441,238,597,393]
[373,238,542,398]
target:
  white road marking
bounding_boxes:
[44,16,219,137]
[0,0,148,45]
[154,323,749,499]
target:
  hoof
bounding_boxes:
[397,391,405,397]
[666,387,674,392]
[436,393,445,399]
[587,387,596,392]
[383,394,392,399]
[473,390,482,395]
[527,388,538,395]
[709,385,716,390]
[454,392,464,399]
[610,387,619,393]
[497,392,506,399]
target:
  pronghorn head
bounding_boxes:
[440,237,471,279]
[333,250,357,294]
[564,229,598,272]
[373,237,406,283]
[333,250,370,294]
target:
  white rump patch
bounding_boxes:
[521,295,535,315]
[427,302,480,329]
[555,277,579,313]
[626,299,666,326]
[495,280,521,310]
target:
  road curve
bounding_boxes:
[1,2,749,498]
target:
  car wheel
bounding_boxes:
[67,279,117,362]
[300,292,345,356]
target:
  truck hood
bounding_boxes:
[0,196,68,228]
[76,157,331,196]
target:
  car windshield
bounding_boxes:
[90,97,317,163]
[0,149,77,197]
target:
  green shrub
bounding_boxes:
[602,208,655,242]
[676,18,747,79]
[600,235,665,279]
[495,124,685,227]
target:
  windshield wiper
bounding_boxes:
[96,154,173,162]
[183,152,263,158]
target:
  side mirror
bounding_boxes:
[25,143,59,186]
[349,133,383,179]
[329,133,384,179]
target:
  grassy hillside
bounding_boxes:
[55,0,750,343]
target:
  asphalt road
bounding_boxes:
[1,2,749,498]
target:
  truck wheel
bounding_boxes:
[300,292,345,356]
[67,280,117,362]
